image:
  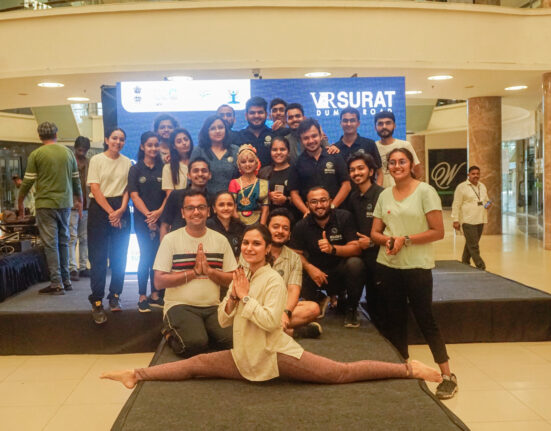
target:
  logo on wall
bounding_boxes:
[228,90,239,105]
[428,149,467,207]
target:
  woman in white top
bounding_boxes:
[101,225,441,388]
[371,148,457,400]
[161,128,193,194]
[86,127,132,324]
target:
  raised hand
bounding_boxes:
[318,231,333,254]
[233,267,250,299]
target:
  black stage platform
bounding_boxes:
[112,315,469,431]
[0,261,550,355]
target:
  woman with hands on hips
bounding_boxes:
[370,147,458,400]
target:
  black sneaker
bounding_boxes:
[79,269,91,278]
[436,374,458,399]
[293,322,323,339]
[39,285,65,295]
[70,270,80,282]
[109,294,122,312]
[92,300,107,325]
[63,282,73,291]
[148,295,164,309]
[344,309,360,328]
[138,300,152,313]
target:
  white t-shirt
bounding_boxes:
[376,139,421,188]
[162,162,188,190]
[153,227,238,314]
[86,152,132,198]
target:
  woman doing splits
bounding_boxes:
[101,225,442,388]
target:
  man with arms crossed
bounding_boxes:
[154,190,237,357]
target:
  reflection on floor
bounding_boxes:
[1,211,550,430]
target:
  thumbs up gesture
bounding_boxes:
[318,230,334,254]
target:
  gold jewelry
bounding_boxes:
[238,177,258,206]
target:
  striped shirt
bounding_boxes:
[154,227,238,314]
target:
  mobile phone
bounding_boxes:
[484,200,492,209]
[274,185,285,193]
[388,237,395,250]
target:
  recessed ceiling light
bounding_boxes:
[405,90,423,95]
[427,75,453,81]
[67,97,90,102]
[505,85,527,91]
[37,82,64,88]
[166,75,193,81]
[305,72,331,78]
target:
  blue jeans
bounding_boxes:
[135,216,160,297]
[35,208,71,286]
[69,209,88,272]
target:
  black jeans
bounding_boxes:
[87,198,130,303]
[376,263,449,364]
[163,304,233,357]
[462,223,485,270]
[302,257,365,311]
[134,217,160,297]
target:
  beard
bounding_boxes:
[377,129,393,139]
[311,208,331,220]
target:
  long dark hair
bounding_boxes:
[103,127,126,151]
[198,115,230,149]
[169,128,193,185]
[260,135,290,179]
[242,224,274,266]
[137,131,161,162]
[387,147,416,179]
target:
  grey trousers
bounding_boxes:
[462,223,485,270]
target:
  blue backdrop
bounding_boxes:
[116,77,405,160]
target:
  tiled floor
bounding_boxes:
[1,211,550,430]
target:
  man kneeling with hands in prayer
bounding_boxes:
[153,189,238,357]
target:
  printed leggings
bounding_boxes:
[135,350,411,384]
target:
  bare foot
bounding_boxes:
[100,369,138,389]
[410,360,443,383]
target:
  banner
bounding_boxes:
[116,77,405,159]
[428,149,468,207]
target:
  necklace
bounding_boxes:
[238,177,257,206]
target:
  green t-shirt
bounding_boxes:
[373,182,442,269]
[20,143,81,209]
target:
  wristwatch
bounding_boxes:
[330,245,337,255]
[404,235,412,247]
[242,296,250,304]
[284,309,292,319]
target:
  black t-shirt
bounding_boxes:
[289,209,357,271]
[288,149,349,201]
[334,134,382,168]
[236,126,273,167]
[348,183,384,255]
[128,159,164,222]
[206,216,245,258]
[159,187,212,232]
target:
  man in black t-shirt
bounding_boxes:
[159,157,212,241]
[347,152,384,327]
[289,187,364,328]
[236,97,273,166]
[289,118,351,217]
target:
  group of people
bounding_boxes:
[18,95,493,400]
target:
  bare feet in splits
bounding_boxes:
[100,369,138,389]
[410,360,443,383]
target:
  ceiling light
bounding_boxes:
[67,97,90,102]
[505,85,527,91]
[405,90,422,95]
[305,72,331,78]
[37,82,64,88]
[166,75,193,81]
[427,75,453,81]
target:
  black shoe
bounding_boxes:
[344,309,360,328]
[138,300,152,313]
[109,294,122,312]
[63,282,73,291]
[436,374,458,399]
[70,270,80,282]
[294,322,323,339]
[148,295,164,309]
[39,285,65,295]
[79,269,91,278]
[92,300,107,325]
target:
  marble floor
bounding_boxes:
[1,211,550,430]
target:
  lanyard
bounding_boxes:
[469,184,481,201]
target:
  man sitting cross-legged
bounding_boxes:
[239,208,322,338]
[153,189,237,357]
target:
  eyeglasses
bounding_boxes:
[308,198,330,206]
[388,159,409,167]
[183,205,208,212]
